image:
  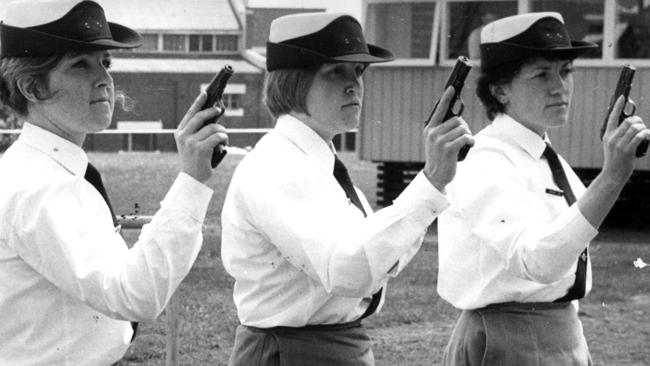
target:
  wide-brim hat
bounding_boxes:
[480,12,597,71]
[266,12,394,71]
[1,0,141,58]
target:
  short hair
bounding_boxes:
[0,51,132,117]
[263,65,320,119]
[0,54,64,116]
[476,54,572,121]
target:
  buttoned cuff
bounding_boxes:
[160,172,213,222]
[393,171,450,225]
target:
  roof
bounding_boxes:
[96,0,240,32]
[110,58,262,73]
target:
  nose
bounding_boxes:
[94,63,113,89]
[549,71,569,96]
[344,72,363,96]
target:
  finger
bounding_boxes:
[605,95,626,134]
[426,86,456,129]
[182,107,223,135]
[179,92,208,130]
[431,116,464,135]
[201,132,229,149]
[447,134,475,152]
[195,123,228,142]
[432,123,471,144]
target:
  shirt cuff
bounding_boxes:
[393,171,450,225]
[160,172,213,222]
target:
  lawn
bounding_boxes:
[78,152,649,365]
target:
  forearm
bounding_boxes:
[576,172,626,229]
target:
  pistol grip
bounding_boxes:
[636,139,649,158]
[211,145,227,168]
[457,144,471,161]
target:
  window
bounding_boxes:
[365,2,437,59]
[446,1,517,60]
[202,35,214,52]
[140,34,159,51]
[215,35,238,52]
[199,83,245,117]
[224,94,241,110]
[531,0,604,59]
[163,35,186,52]
[189,35,201,51]
[616,0,650,58]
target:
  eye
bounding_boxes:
[102,58,112,69]
[72,59,87,68]
[561,66,573,77]
[355,64,366,76]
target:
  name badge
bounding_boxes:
[545,188,564,197]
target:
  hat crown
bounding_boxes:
[31,1,112,42]
[4,0,86,28]
[481,12,564,44]
[278,15,369,58]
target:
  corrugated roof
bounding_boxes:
[110,58,262,73]
[96,0,240,31]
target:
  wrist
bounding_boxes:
[424,170,447,193]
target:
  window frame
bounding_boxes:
[364,0,650,67]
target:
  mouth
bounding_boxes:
[90,98,110,105]
[342,101,361,109]
[546,102,568,109]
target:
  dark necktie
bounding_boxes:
[84,163,139,341]
[542,144,588,302]
[333,156,381,319]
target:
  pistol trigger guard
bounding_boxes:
[626,99,636,116]
[457,101,464,117]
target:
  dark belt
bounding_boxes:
[483,301,571,311]
[246,318,362,333]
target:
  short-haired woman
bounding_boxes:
[221,12,474,366]
[437,12,649,365]
[0,0,227,364]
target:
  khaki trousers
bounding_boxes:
[443,301,592,366]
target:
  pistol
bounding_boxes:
[600,64,648,157]
[424,56,472,161]
[201,64,234,168]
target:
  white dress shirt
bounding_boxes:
[438,114,598,310]
[0,123,213,365]
[221,114,448,328]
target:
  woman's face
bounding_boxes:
[301,62,366,141]
[37,51,114,144]
[500,57,574,136]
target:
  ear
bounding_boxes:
[489,84,509,105]
[16,76,41,103]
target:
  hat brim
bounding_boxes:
[481,40,597,70]
[266,41,394,71]
[1,21,141,58]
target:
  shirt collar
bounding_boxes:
[492,113,549,159]
[274,114,336,172]
[17,122,88,176]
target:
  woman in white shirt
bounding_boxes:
[437,12,649,366]
[0,0,227,364]
[221,11,474,366]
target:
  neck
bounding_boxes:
[290,112,334,143]
[27,113,86,146]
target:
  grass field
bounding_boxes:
[83,152,650,365]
